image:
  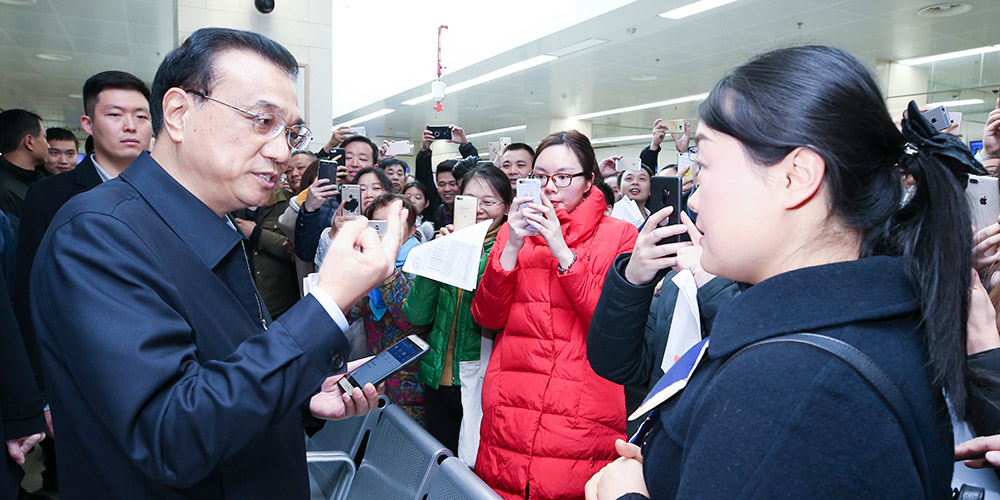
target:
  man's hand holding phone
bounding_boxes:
[324,126,352,152]
[309,356,382,420]
[304,177,339,213]
[623,206,694,286]
[449,125,469,145]
[983,97,1000,161]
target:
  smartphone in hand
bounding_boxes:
[516,178,542,232]
[341,185,362,216]
[428,126,452,141]
[338,335,430,393]
[647,176,689,244]
[454,195,478,230]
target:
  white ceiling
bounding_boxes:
[1,0,998,152]
[0,0,176,134]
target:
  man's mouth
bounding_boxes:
[255,172,276,188]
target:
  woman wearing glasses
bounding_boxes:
[470,131,638,500]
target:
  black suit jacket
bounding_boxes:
[13,156,103,394]
[33,152,350,498]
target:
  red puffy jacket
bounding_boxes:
[471,187,637,500]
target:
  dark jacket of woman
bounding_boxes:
[588,255,739,392]
[616,256,952,500]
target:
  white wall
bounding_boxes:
[176,0,332,148]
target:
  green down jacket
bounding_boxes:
[403,232,496,389]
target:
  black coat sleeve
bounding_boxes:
[1,256,46,441]
[587,253,663,386]
[415,148,440,214]
[12,185,49,395]
[640,146,660,172]
[967,348,1000,437]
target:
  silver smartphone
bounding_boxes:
[341,184,362,216]
[368,219,387,237]
[453,195,478,230]
[614,157,642,171]
[921,105,952,132]
[338,334,430,393]
[967,174,1000,232]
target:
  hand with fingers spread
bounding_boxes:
[624,206,695,286]
[672,120,691,153]
[956,434,1000,469]
[316,199,408,313]
[449,125,469,145]
[599,156,623,180]
[584,439,648,500]
[522,193,575,269]
[303,177,339,213]
[309,357,382,420]
[6,432,45,466]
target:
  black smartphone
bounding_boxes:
[647,176,689,244]
[337,334,430,393]
[328,147,346,161]
[318,160,338,183]
[427,126,452,141]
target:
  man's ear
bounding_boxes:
[777,147,826,210]
[159,88,191,144]
[80,114,93,136]
[23,133,40,153]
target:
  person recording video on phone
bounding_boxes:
[415,124,479,227]
[30,28,400,498]
[470,130,638,500]
[295,134,380,263]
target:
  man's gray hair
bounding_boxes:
[290,149,317,160]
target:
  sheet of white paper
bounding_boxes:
[402,220,492,291]
[611,197,644,228]
[662,269,703,374]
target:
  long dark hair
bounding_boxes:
[699,45,989,418]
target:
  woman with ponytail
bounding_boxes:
[585,45,992,499]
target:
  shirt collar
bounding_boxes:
[89,154,114,183]
[118,152,242,268]
[707,255,920,359]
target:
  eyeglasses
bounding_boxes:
[479,198,502,208]
[186,90,313,150]
[528,171,587,188]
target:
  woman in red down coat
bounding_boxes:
[471,130,638,500]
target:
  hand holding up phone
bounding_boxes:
[622,206,694,287]
[983,96,1000,161]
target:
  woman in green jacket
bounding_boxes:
[403,164,512,462]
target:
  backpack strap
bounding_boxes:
[724,332,933,499]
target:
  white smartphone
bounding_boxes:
[368,219,387,237]
[453,195,478,230]
[489,141,501,162]
[338,334,430,393]
[949,111,963,131]
[614,157,643,171]
[967,174,1000,232]
[346,126,366,137]
[498,137,512,152]
[384,140,413,156]
[516,178,541,232]
[341,185,362,217]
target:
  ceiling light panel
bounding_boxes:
[332,108,395,129]
[467,125,527,138]
[659,0,740,20]
[402,55,558,106]
[897,44,1000,65]
[568,93,709,121]
[924,99,984,108]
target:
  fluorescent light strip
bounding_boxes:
[897,44,1000,66]
[332,108,395,129]
[591,134,653,145]
[466,125,527,139]
[545,38,607,57]
[403,55,558,106]
[660,0,740,19]
[567,92,709,121]
[925,99,984,108]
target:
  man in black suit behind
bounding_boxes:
[12,70,153,494]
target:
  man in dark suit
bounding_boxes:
[31,28,401,498]
[13,72,153,493]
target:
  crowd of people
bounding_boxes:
[3,26,1000,500]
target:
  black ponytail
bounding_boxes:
[699,45,995,419]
